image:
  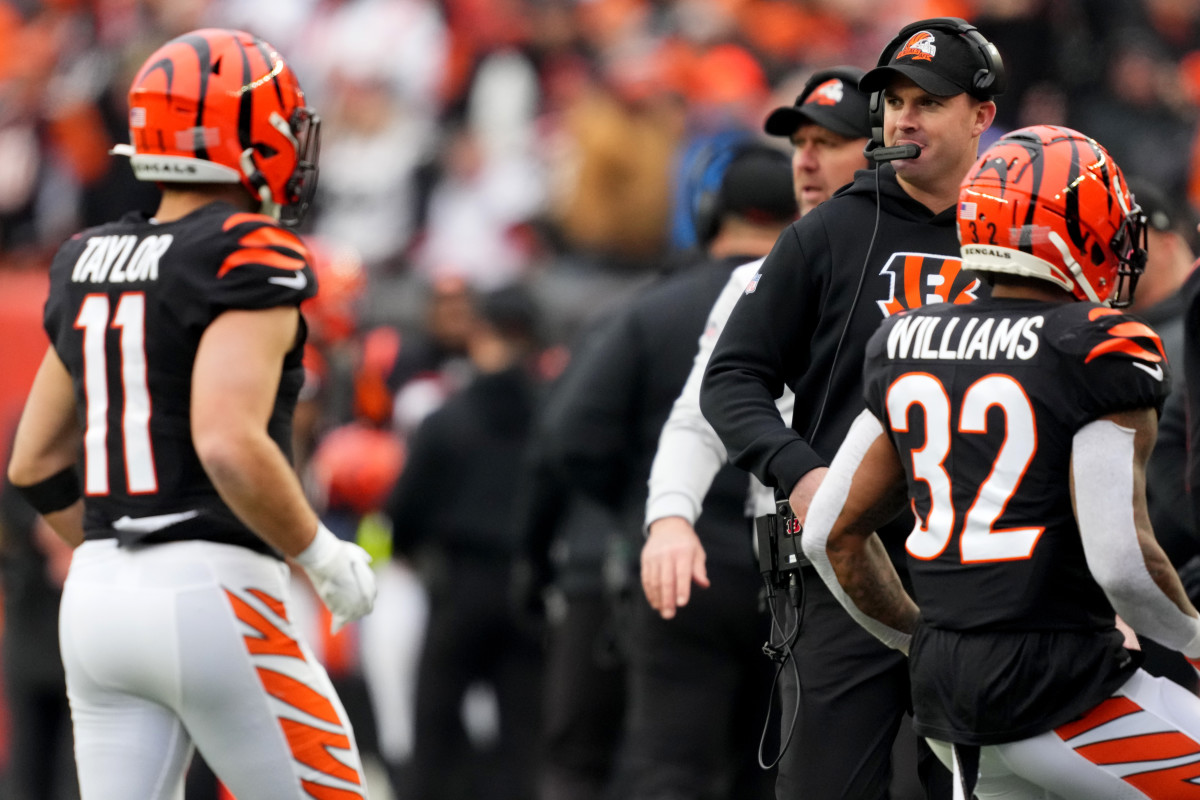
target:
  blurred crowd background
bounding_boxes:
[6,0,1200,798]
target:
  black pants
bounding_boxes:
[2,588,77,800]
[405,558,545,800]
[538,590,628,800]
[609,562,776,800]
[775,567,951,800]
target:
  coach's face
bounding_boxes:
[790,123,870,216]
[883,76,994,200]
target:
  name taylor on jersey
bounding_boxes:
[71,233,174,283]
[886,311,1043,362]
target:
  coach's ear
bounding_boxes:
[971,99,996,139]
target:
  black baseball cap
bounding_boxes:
[860,21,999,100]
[1125,177,1177,233]
[763,66,871,140]
[477,283,541,343]
[717,144,797,224]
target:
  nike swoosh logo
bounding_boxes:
[1132,362,1164,381]
[112,510,200,534]
[268,272,307,290]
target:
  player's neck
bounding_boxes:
[152,186,256,223]
[989,278,1075,303]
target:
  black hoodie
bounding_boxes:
[701,165,983,522]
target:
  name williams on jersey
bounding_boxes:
[71,234,173,283]
[886,312,1043,362]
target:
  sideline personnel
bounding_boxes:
[642,65,872,621]
[546,142,798,799]
[700,17,1002,800]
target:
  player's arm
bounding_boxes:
[1072,408,1200,661]
[801,410,918,653]
[7,346,85,547]
[192,306,375,631]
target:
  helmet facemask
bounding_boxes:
[245,106,321,226]
[1106,194,1148,309]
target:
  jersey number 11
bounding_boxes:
[74,292,158,496]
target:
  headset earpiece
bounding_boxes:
[866,90,885,155]
[695,188,721,248]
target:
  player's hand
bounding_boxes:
[642,516,709,619]
[1115,615,1141,651]
[295,523,378,633]
[788,466,829,524]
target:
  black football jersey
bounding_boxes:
[43,202,317,555]
[862,296,1166,743]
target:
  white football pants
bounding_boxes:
[928,668,1200,799]
[59,539,366,800]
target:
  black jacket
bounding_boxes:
[701,166,978,503]
[388,364,538,560]
[543,255,761,567]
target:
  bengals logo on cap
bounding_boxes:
[805,78,844,106]
[876,252,979,316]
[896,31,937,62]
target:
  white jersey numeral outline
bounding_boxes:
[886,371,1043,564]
[74,292,158,495]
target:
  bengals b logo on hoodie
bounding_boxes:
[876,251,980,316]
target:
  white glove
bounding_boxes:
[295,523,378,633]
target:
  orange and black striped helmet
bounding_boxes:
[111,28,320,226]
[957,125,1146,307]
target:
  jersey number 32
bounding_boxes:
[887,372,1043,563]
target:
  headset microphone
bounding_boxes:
[870,144,921,163]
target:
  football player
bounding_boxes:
[801,124,1200,798]
[6,28,377,799]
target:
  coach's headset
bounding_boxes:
[865,17,1007,163]
[809,19,1005,440]
[694,140,790,248]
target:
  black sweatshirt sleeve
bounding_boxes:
[386,411,450,557]
[540,310,643,509]
[700,223,827,494]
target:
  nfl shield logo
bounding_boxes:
[745,273,762,295]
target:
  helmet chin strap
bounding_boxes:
[1048,230,1104,305]
[239,148,281,220]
